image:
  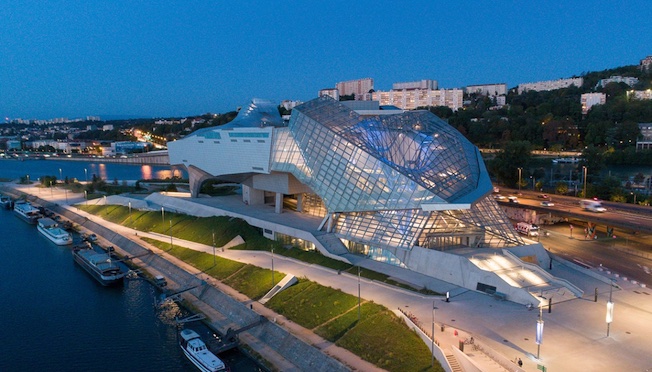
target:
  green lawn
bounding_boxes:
[84,205,443,371]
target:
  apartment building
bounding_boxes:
[372,88,464,111]
[518,77,584,94]
[595,76,639,89]
[581,93,606,114]
[465,83,507,97]
[335,78,374,100]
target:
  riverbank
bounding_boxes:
[0,183,380,372]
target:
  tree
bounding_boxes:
[555,182,569,195]
[488,141,533,187]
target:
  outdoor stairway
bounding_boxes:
[314,233,349,256]
[445,353,463,372]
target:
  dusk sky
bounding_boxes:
[1,1,651,120]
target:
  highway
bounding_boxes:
[496,189,652,288]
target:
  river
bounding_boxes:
[0,159,262,372]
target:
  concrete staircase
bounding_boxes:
[445,353,463,372]
[314,233,349,256]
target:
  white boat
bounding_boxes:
[13,201,42,224]
[37,217,73,245]
[179,329,227,372]
[552,157,580,164]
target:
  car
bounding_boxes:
[538,194,549,199]
[507,196,519,203]
[493,195,506,200]
[541,201,555,207]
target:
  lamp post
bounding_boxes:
[59,168,62,184]
[84,190,87,205]
[169,219,173,251]
[518,167,523,194]
[536,305,544,359]
[84,168,88,183]
[358,266,361,321]
[64,189,68,204]
[161,206,165,222]
[271,247,275,287]
[212,229,216,266]
[432,302,438,367]
[128,201,132,224]
[582,166,588,198]
[631,192,637,205]
[606,280,615,336]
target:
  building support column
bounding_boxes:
[275,192,283,214]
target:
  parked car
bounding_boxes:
[494,195,506,200]
[538,194,549,199]
[541,201,555,207]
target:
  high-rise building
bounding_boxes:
[392,80,438,90]
[335,78,374,100]
[640,56,652,72]
[595,76,639,89]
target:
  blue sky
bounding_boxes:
[1,1,651,119]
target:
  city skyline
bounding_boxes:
[1,1,651,119]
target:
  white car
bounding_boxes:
[493,195,506,200]
[541,201,555,207]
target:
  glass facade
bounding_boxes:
[270,96,522,256]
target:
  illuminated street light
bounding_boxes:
[84,168,88,183]
[606,280,615,337]
[536,305,544,359]
[518,168,523,194]
[59,168,62,184]
[582,166,588,198]
[432,302,438,367]
[161,206,165,222]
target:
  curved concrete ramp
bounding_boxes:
[260,274,297,304]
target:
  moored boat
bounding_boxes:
[72,245,125,286]
[0,194,13,209]
[179,329,227,372]
[37,217,73,245]
[13,200,42,224]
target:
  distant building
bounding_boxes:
[336,78,374,100]
[319,88,339,101]
[581,93,606,114]
[6,140,22,150]
[102,124,114,131]
[595,76,639,89]
[637,123,652,151]
[496,95,507,106]
[628,90,652,101]
[392,80,438,90]
[280,100,302,111]
[372,88,464,111]
[86,116,101,121]
[518,77,584,94]
[86,125,97,131]
[465,83,507,97]
[640,56,652,72]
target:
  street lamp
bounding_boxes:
[169,219,173,251]
[536,305,544,359]
[358,266,361,321]
[271,247,275,287]
[84,168,88,183]
[582,166,588,198]
[59,168,62,184]
[518,167,523,194]
[606,280,615,336]
[212,229,216,266]
[84,190,87,205]
[432,302,438,367]
[161,206,165,222]
[631,192,637,205]
[128,201,132,224]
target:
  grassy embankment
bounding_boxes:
[81,204,444,372]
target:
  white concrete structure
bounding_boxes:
[518,77,584,94]
[628,89,652,101]
[581,92,606,114]
[318,88,339,101]
[640,55,652,71]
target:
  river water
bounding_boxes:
[0,159,262,372]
